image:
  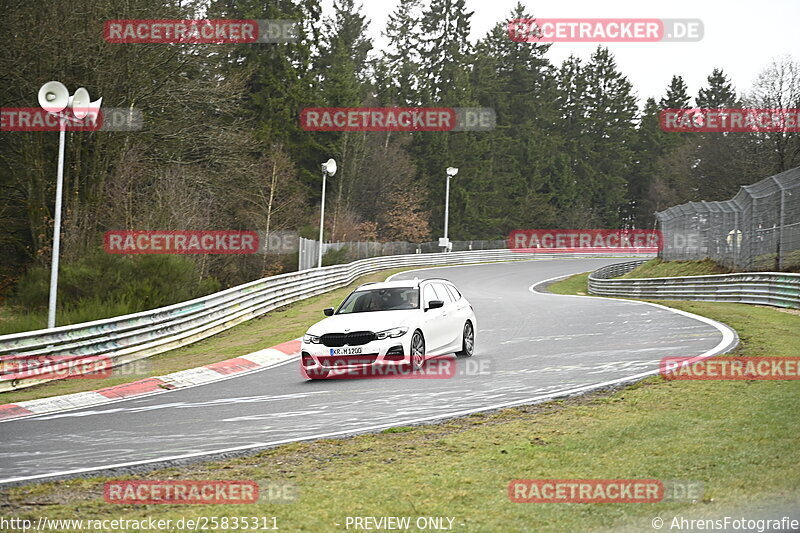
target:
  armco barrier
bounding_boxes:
[589,261,800,309]
[0,249,653,391]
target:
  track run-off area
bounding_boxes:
[0,258,737,485]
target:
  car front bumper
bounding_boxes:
[300,335,413,373]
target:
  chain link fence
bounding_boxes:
[298,238,507,270]
[656,166,800,271]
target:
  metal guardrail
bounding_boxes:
[589,261,800,309]
[0,249,653,391]
[298,238,508,270]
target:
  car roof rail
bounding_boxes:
[419,277,452,284]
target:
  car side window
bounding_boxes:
[423,285,437,308]
[338,293,360,313]
[444,285,461,302]
[433,283,453,304]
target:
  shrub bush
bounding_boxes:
[4,251,220,331]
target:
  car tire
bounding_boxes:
[410,330,426,371]
[456,321,474,357]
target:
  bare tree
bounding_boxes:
[744,55,800,172]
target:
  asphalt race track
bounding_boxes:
[0,258,737,485]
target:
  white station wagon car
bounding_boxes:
[301,278,476,379]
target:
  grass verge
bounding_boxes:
[619,258,731,279]
[0,267,413,405]
[2,269,798,532]
[544,272,590,295]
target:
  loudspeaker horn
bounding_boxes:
[38,81,69,113]
[322,158,337,176]
[70,87,91,119]
[85,98,103,123]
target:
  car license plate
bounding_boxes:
[330,347,363,355]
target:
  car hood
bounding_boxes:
[307,310,419,335]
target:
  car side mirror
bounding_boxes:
[426,300,444,311]
[323,307,335,316]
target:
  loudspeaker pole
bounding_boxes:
[38,81,102,329]
[317,159,337,269]
[47,118,66,329]
[317,168,327,269]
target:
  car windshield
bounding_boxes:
[337,287,419,314]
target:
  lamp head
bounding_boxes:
[446,167,459,177]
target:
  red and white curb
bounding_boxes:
[0,339,301,422]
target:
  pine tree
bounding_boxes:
[660,75,691,109]
[418,0,474,105]
[696,68,738,108]
[629,95,698,223]
[316,0,373,106]
[207,0,324,186]
[467,3,561,234]
[411,0,477,239]
[693,68,743,199]
[375,0,424,106]
[314,0,374,239]
[634,76,705,215]
[557,47,637,227]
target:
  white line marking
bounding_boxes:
[1,350,300,424]
[529,273,738,359]
[19,391,109,414]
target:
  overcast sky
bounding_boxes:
[322,0,800,106]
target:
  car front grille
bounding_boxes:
[320,331,376,347]
[320,354,379,368]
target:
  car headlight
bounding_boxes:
[303,333,321,344]
[375,327,408,340]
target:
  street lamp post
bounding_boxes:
[37,81,102,329]
[318,159,337,268]
[442,167,458,251]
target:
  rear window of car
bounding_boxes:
[432,283,454,303]
[445,284,461,301]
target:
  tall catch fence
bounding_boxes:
[656,166,800,271]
